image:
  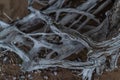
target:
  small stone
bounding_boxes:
[43,76,48,80]
[13,77,16,80]
[53,71,57,76]
[20,76,25,79]
[28,74,31,78]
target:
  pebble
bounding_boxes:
[53,71,57,76]
[43,76,48,80]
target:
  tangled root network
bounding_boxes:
[0,0,120,80]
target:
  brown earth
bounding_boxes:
[0,0,28,22]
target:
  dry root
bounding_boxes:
[0,0,120,80]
